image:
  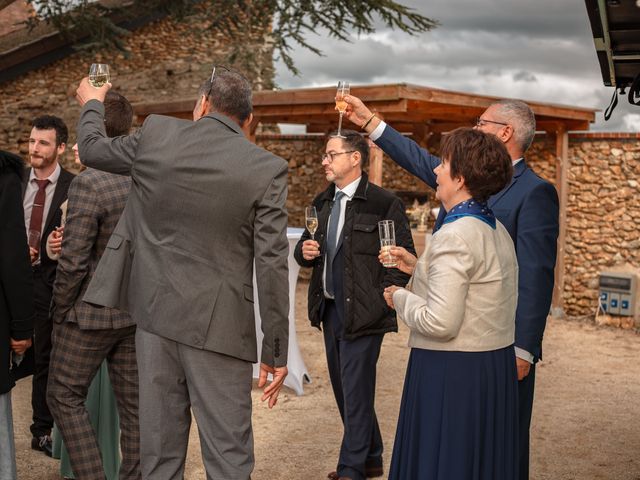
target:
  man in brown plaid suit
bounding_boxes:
[47,91,140,479]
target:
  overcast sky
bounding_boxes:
[274,0,640,132]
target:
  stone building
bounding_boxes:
[1,1,638,325]
[0,0,274,167]
[260,131,640,322]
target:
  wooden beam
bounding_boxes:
[131,83,597,132]
[551,127,569,317]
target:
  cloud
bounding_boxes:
[274,0,640,132]
[513,71,538,82]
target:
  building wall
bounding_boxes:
[0,9,273,169]
[258,132,640,320]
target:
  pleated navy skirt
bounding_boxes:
[388,346,518,480]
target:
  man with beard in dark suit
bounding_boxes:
[22,115,75,456]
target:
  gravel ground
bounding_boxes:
[12,281,640,479]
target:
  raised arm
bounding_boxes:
[77,100,140,176]
[343,93,440,189]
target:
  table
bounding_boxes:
[252,227,311,395]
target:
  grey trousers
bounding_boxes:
[136,328,254,480]
[0,392,17,480]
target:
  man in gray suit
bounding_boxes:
[74,68,289,479]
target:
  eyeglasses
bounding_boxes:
[206,64,231,99]
[475,116,509,128]
[322,150,355,163]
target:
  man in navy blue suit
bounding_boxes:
[345,95,559,480]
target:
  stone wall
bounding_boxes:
[0,8,274,170]
[259,132,640,322]
[256,134,435,228]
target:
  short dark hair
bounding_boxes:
[198,68,252,124]
[31,115,68,146]
[440,127,512,202]
[103,91,133,137]
[327,129,369,168]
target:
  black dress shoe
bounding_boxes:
[365,465,384,478]
[31,435,53,457]
[328,465,383,479]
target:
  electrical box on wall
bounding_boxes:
[599,272,636,316]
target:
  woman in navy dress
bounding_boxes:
[383,127,519,480]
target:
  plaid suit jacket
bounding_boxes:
[52,168,133,329]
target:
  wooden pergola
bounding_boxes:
[134,83,597,316]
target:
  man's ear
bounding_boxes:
[351,150,361,168]
[499,124,514,144]
[240,113,254,137]
[193,95,209,121]
[57,143,66,157]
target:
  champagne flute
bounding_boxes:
[335,81,350,138]
[305,206,318,240]
[378,220,397,267]
[89,63,110,88]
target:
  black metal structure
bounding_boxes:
[585,0,640,88]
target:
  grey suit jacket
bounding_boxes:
[76,100,289,367]
[52,168,133,330]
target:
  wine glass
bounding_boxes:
[335,81,350,138]
[378,220,397,267]
[305,206,318,240]
[89,64,110,88]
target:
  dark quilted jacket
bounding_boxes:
[294,172,415,339]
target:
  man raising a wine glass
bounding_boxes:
[74,67,289,480]
[294,130,415,480]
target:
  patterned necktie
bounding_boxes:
[27,179,50,250]
[325,191,345,298]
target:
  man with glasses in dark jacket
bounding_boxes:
[294,130,415,480]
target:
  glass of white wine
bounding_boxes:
[89,63,110,88]
[305,206,318,240]
[378,220,397,267]
[335,81,350,138]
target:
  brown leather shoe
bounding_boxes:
[327,472,339,480]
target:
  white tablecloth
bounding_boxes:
[252,227,311,395]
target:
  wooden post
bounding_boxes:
[248,117,260,144]
[551,127,569,318]
[367,113,384,186]
[368,142,384,186]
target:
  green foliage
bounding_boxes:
[24,0,438,74]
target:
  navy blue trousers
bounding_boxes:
[322,300,384,480]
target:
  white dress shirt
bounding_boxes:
[323,176,361,297]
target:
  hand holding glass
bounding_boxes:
[335,81,350,138]
[378,220,397,267]
[305,206,318,240]
[89,63,110,88]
